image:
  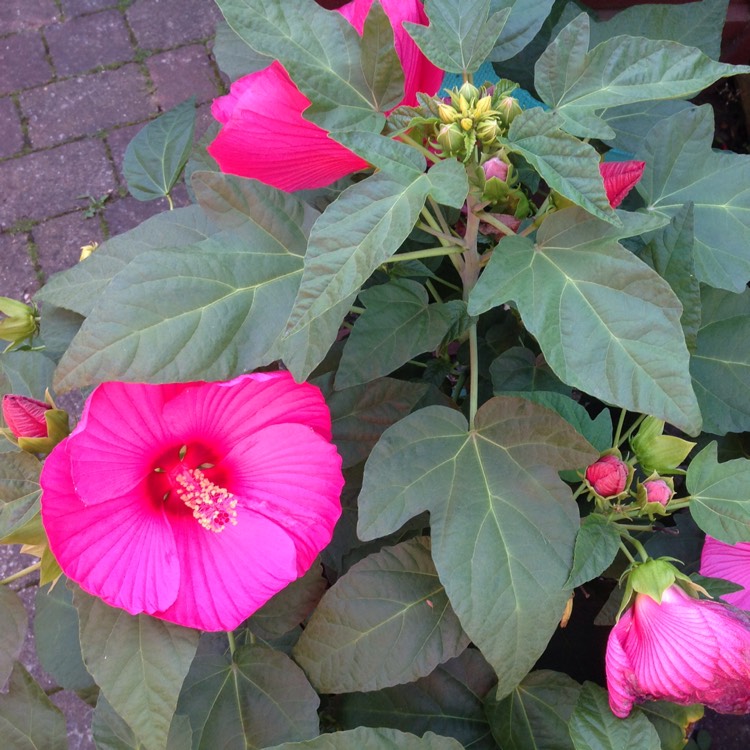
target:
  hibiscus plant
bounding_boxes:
[2,0,750,748]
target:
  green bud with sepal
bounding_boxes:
[0,296,39,350]
[635,473,674,520]
[631,416,695,475]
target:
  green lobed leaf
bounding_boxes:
[568,682,661,750]
[0,588,27,691]
[637,202,700,353]
[600,100,694,155]
[638,701,704,750]
[690,285,750,434]
[636,104,750,292]
[212,20,271,81]
[74,588,199,750]
[535,13,747,139]
[404,0,511,75]
[293,537,469,693]
[490,347,570,396]
[0,350,56,402]
[176,640,319,750]
[0,662,68,750]
[0,452,41,540]
[565,515,621,589]
[91,695,140,750]
[686,442,750,544]
[35,205,218,317]
[315,374,428,469]
[331,131,426,182]
[34,579,95,692]
[337,279,464,389]
[360,1,404,113]
[124,98,196,201]
[500,108,617,223]
[468,210,701,435]
[215,0,382,132]
[266,727,465,750]
[338,648,497,749]
[358,397,597,697]
[484,669,581,750]
[282,161,468,380]
[489,0,556,63]
[53,233,303,391]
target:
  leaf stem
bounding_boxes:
[0,562,41,585]
[612,409,627,447]
[618,414,646,448]
[618,540,636,564]
[165,193,174,211]
[476,212,517,236]
[468,323,479,430]
[425,280,443,304]
[389,245,465,263]
[398,132,441,164]
[227,630,236,656]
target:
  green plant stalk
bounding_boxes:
[389,245,465,263]
[0,561,41,585]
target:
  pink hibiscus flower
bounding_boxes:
[207,0,444,192]
[701,536,750,610]
[606,584,750,718]
[599,161,646,208]
[40,372,344,631]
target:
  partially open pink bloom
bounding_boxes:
[40,373,344,631]
[585,454,629,497]
[599,161,646,208]
[207,0,443,192]
[606,585,750,717]
[642,478,672,506]
[482,157,509,182]
[701,536,750,610]
[2,394,50,438]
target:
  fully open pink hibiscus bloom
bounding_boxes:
[207,0,444,192]
[606,584,750,718]
[40,372,343,631]
[701,536,750,610]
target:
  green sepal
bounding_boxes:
[16,409,70,456]
[635,473,674,521]
[631,416,695,475]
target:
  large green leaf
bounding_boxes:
[282,161,468,379]
[600,100,694,155]
[690,286,750,434]
[74,589,199,750]
[92,695,141,750]
[0,452,41,540]
[568,682,661,750]
[637,203,700,353]
[686,442,750,544]
[331,131,426,182]
[176,640,319,750]
[489,0,556,62]
[0,663,67,750]
[53,233,303,391]
[404,0,511,75]
[535,13,746,139]
[338,648,497,749]
[337,279,464,388]
[358,397,597,696]
[565,515,621,589]
[0,588,27,691]
[293,538,468,693]
[34,579,94,691]
[500,108,616,223]
[266,727,465,749]
[636,105,750,291]
[468,210,701,434]
[123,98,196,201]
[639,702,704,750]
[484,669,581,750]
[490,347,570,396]
[360,1,404,113]
[215,0,381,132]
[35,206,218,317]
[212,20,271,81]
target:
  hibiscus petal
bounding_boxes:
[219,423,344,574]
[599,161,646,208]
[207,61,369,192]
[701,536,750,610]
[153,507,299,631]
[605,608,638,718]
[41,439,180,615]
[339,0,444,106]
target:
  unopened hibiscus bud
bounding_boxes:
[474,95,493,118]
[643,478,673,506]
[585,454,630,498]
[631,416,695,475]
[0,297,38,348]
[2,394,69,455]
[436,123,465,155]
[476,118,500,144]
[482,157,509,182]
[458,81,480,105]
[437,103,458,125]
[497,96,522,126]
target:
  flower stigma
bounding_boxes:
[170,465,238,533]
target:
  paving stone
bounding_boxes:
[127,0,222,50]
[0,231,38,300]
[33,211,106,281]
[147,44,222,110]
[21,65,154,149]
[0,0,59,33]
[60,0,119,17]
[45,11,135,77]
[106,121,150,182]
[50,692,95,750]
[103,193,172,236]
[0,31,54,96]
[0,140,116,229]
[0,97,25,159]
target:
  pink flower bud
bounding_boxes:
[643,479,672,506]
[482,157,508,182]
[606,584,750,717]
[2,394,50,439]
[585,454,629,497]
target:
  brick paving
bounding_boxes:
[0,0,224,746]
